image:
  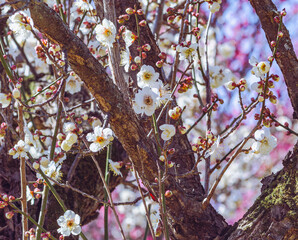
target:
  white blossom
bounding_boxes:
[137,65,159,88]
[249,56,270,79]
[0,93,11,108]
[209,66,234,88]
[176,43,198,61]
[94,19,116,48]
[120,48,131,72]
[208,2,221,13]
[74,0,94,12]
[63,122,76,133]
[252,128,277,155]
[133,87,158,116]
[159,124,176,141]
[109,159,123,176]
[86,126,114,152]
[257,61,270,74]
[65,78,82,94]
[61,140,72,152]
[7,11,32,41]
[218,42,235,59]
[150,202,161,234]
[122,29,136,48]
[26,186,35,205]
[37,161,62,184]
[8,140,29,159]
[57,210,81,237]
[65,132,78,145]
[151,80,171,106]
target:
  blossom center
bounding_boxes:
[96,136,105,143]
[144,72,152,80]
[143,95,153,106]
[103,28,112,37]
[66,219,75,228]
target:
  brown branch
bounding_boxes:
[249,0,298,119]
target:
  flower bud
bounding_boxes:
[130,63,138,71]
[165,190,173,197]
[142,44,151,52]
[134,56,141,64]
[137,9,144,15]
[12,88,21,99]
[139,20,147,26]
[156,60,164,68]
[125,8,134,15]
[5,211,14,219]
[278,31,283,38]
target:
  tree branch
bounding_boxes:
[249,0,298,119]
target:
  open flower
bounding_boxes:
[176,43,198,61]
[26,186,35,205]
[137,65,159,88]
[122,29,137,48]
[208,2,221,13]
[257,61,270,74]
[109,159,123,177]
[133,87,158,116]
[86,126,114,152]
[57,210,81,237]
[74,0,94,12]
[150,202,161,234]
[209,66,234,88]
[151,80,171,106]
[120,48,131,72]
[95,19,116,48]
[37,161,62,184]
[252,128,277,155]
[8,11,32,41]
[65,78,82,94]
[8,140,29,159]
[159,124,176,141]
[0,93,11,108]
[249,56,270,78]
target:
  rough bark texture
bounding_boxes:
[249,0,298,119]
[26,1,228,239]
[223,143,298,240]
[2,0,297,239]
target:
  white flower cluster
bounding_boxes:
[7,11,33,41]
[60,122,79,152]
[133,65,170,116]
[249,56,270,79]
[8,140,29,159]
[209,65,236,89]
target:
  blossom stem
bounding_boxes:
[55,0,66,23]
[37,169,88,240]
[0,39,14,79]
[82,138,126,240]
[132,162,156,240]
[8,203,58,240]
[35,186,50,240]
[104,144,112,240]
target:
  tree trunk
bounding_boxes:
[3,0,297,239]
